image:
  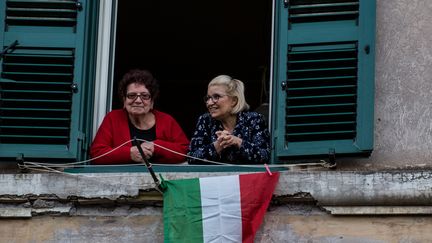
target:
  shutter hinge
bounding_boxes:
[328,148,336,169]
[17,153,30,173]
[77,132,88,152]
[283,0,289,8]
[77,132,85,141]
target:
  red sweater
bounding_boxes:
[90,109,189,164]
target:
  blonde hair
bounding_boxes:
[208,75,249,114]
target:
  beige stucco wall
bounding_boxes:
[339,0,432,170]
[1,209,432,242]
[1,171,432,242]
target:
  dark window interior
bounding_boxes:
[114,0,272,138]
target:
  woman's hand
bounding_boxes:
[130,146,143,162]
[140,142,154,160]
[214,130,242,153]
[130,142,154,162]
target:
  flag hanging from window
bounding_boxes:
[162,172,280,243]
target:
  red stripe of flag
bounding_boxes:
[239,172,280,243]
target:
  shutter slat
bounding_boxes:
[8,7,76,13]
[287,121,355,127]
[5,62,73,67]
[2,71,73,77]
[0,126,69,130]
[7,53,72,58]
[290,3,359,9]
[0,135,69,139]
[289,103,355,109]
[290,11,359,18]
[3,90,70,95]
[289,85,355,91]
[0,107,70,112]
[288,94,355,100]
[0,80,70,85]
[288,76,356,82]
[289,48,356,54]
[3,89,70,94]
[0,98,71,103]
[288,130,355,138]
[288,67,356,73]
[287,112,355,118]
[7,16,76,22]
[287,130,355,136]
[289,57,356,64]
[7,0,76,3]
[0,116,70,121]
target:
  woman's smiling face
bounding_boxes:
[123,83,153,117]
[206,84,237,120]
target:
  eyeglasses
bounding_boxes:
[203,94,227,103]
[126,92,151,101]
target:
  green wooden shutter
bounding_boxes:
[272,0,376,160]
[0,0,88,160]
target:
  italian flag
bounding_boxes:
[163,172,280,243]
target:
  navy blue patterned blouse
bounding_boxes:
[187,111,270,164]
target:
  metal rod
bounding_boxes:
[133,137,162,191]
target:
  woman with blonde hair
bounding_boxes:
[188,75,270,164]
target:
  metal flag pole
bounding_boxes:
[133,137,162,192]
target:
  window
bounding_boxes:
[1,0,376,165]
[110,0,273,138]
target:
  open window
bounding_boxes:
[111,0,273,138]
[0,0,376,166]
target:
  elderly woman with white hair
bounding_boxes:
[188,75,270,164]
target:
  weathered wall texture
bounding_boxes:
[340,0,432,170]
[2,206,432,242]
[2,171,432,206]
[1,171,432,242]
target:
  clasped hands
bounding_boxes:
[214,130,242,154]
[130,142,154,163]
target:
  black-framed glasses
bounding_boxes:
[126,92,151,101]
[203,94,227,103]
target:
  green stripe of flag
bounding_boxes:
[163,178,204,243]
